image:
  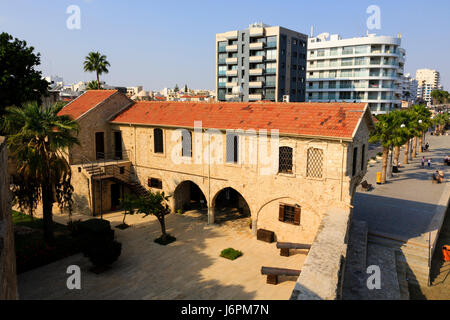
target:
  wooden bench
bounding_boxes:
[261,266,301,285]
[276,242,311,257]
[361,180,373,191]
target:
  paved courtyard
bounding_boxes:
[18,211,306,300]
[353,134,450,244]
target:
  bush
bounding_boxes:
[75,219,121,270]
[377,152,383,157]
[220,248,243,260]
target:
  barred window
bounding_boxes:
[279,146,293,174]
[154,128,163,154]
[306,148,324,178]
[279,203,301,225]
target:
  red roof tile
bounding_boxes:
[111,102,368,139]
[58,90,118,119]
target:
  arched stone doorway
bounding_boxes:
[213,187,251,223]
[174,181,207,212]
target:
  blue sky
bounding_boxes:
[1,0,449,91]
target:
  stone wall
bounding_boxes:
[0,136,18,299]
[290,207,351,300]
[107,123,369,243]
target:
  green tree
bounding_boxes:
[136,191,174,244]
[119,193,137,227]
[83,52,110,90]
[390,110,412,167]
[434,112,450,135]
[183,84,188,93]
[369,112,397,184]
[2,102,80,242]
[86,80,101,90]
[0,32,49,117]
[410,105,432,155]
[174,84,179,92]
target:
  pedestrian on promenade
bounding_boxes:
[428,158,432,168]
[421,157,425,168]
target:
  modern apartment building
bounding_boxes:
[401,73,418,102]
[416,69,441,103]
[306,33,406,114]
[216,23,308,102]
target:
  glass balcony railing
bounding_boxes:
[266,68,276,74]
[218,46,227,53]
[266,41,277,48]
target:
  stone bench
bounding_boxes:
[276,242,311,257]
[261,266,301,285]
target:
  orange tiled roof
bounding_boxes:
[58,90,117,119]
[111,101,368,139]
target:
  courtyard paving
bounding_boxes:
[18,211,306,300]
[353,133,450,244]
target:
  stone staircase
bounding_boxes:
[368,233,430,287]
[342,220,408,300]
[82,162,150,200]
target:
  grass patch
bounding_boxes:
[13,211,81,274]
[220,248,243,260]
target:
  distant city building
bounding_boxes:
[306,33,406,114]
[401,73,417,102]
[216,23,308,102]
[416,69,441,104]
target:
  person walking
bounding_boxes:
[428,158,432,168]
[421,157,425,168]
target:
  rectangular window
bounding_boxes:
[361,144,366,171]
[154,128,164,154]
[352,147,358,176]
[181,130,192,157]
[266,49,277,60]
[226,133,239,163]
[148,178,162,189]
[279,203,301,225]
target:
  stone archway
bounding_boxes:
[212,187,251,223]
[173,180,207,213]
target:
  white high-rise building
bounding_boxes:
[306,33,405,114]
[416,69,441,104]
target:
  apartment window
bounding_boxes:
[154,128,164,154]
[226,133,239,163]
[330,48,338,56]
[352,147,358,176]
[148,178,163,189]
[181,130,192,157]
[279,203,300,225]
[306,148,323,178]
[267,49,277,60]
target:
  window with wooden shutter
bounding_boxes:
[148,178,162,189]
[279,204,285,221]
[280,203,301,225]
[154,128,164,154]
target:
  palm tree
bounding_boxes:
[86,80,101,90]
[402,110,416,165]
[434,113,450,134]
[391,110,411,168]
[410,105,432,154]
[2,102,79,242]
[369,112,397,184]
[83,51,110,90]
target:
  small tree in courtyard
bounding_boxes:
[117,193,137,229]
[136,190,175,245]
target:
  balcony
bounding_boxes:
[225,94,239,100]
[249,56,264,63]
[226,70,238,77]
[249,68,264,76]
[249,27,264,37]
[226,82,239,88]
[249,81,264,88]
[226,45,238,52]
[249,42,264,50]
[226,57,238,64]
[248,94,263,100]
[225,31,238,39]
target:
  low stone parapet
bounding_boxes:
[290,207,351,300]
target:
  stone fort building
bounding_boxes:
[59,90,374,244]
